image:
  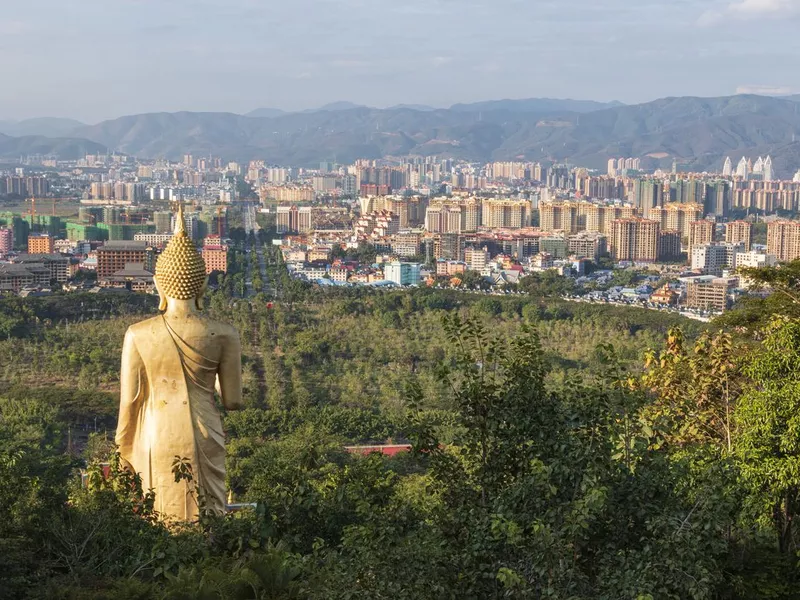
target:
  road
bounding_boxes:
[242,231,270,299]
[242,201,259,235]
[255,241,270,295]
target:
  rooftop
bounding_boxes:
[98,241,148,251]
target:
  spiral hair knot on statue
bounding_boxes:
[155,202,207,301]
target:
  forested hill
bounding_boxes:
[5,95,800,172]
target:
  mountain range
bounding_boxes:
[3,96,800,174]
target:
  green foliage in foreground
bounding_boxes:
[3,252,799,598]
[3,303,800,598]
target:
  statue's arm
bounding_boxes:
[218,331,244,411]
[116,329,146,458]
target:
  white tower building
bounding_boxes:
[722,157,732,176]
[736,157,749,179]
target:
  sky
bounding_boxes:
[1,0,800,123]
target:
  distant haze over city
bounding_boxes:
[4,95,800,175]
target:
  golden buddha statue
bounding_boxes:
[116,203,243,521]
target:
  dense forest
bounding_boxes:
[2,246,800,598]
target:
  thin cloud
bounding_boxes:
[736,84,794,95]
[0,21,30,35]
[699,0,800,23]
[730,0,798,14]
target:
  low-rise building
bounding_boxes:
[436,260,467,277]
[684,276,738,312]
[567,231,607,260]
[391,232,422,258]
[308,247,332,262]
[0,263,36,292]
[9,253,71,283]
[293,265,327,281]
[691,244,727,276]
[735,251,777,270]
[201,236,228,274]
[531,252,554,270]
[464,247,490,272]
[651,285,679,305]
[540,236,569,259]
[28,233,55,254]
[99,263,155,293]
[134,233,174,247]
[329,267,349,283]
[384,262,422,286]
[284,249,307,263]
[97,241,152,278]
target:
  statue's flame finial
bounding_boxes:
[174,200,187,236]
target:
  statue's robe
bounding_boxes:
[116,314,241,521]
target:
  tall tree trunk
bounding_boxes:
[776,490,796,554]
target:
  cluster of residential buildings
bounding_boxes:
[10,149,800,314]
[0,205,230,296]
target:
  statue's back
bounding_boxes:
[117,313,242,520]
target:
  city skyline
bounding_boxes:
[2,0,800,122]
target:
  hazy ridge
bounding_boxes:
[3,95,800,173]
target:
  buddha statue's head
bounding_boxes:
[154,202,207,311]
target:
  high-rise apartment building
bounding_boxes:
[481,200,529,229]
[126,183,145,202]
[489,162,528,180]
[540,201,581,234]
[704,181,730,217]
[631,179,664,219]
[650,203,704,239]
[426,204,460,233]
[688,220,714,251]
[670,179,706,205]
[276,205,313,234]
[611,218,660,262]
[767,220,800,262]
[153,211,172,234]
[425,199,481,233]
[725,220,752,251]
[658,231,682,262]
[607,158,641,177]
[0,228,12,255]
[540,201,635,235]
[764,155,774,182]
[4,176,50,197]
[297,206,313,233]
[261,186,315,203]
